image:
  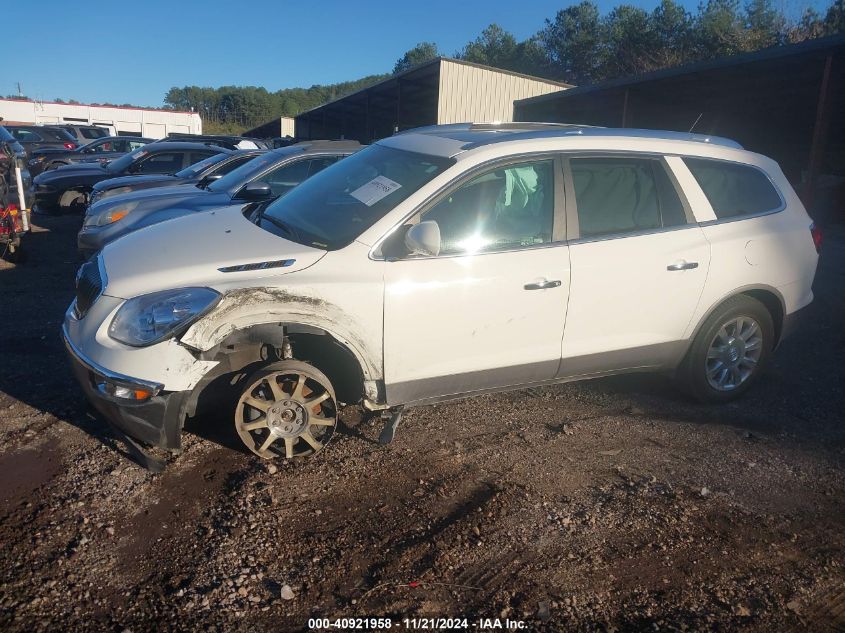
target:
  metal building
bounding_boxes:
[243,116,296,140]
[294,58,569,143]
[514,34,844,221]
[0,98,202,138]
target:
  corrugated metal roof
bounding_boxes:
[515,33,845,108]
[296,57,569,117]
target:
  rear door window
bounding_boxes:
[10,128,42,142]
[682,158,782,219]
[81,127,108,139]
[136,152,183,174]
[570,157,687,238]
[189,151,218,166]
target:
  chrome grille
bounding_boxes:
[74,258,103,319]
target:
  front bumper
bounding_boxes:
[63,323,188,450]
[32,187,61,211]
[77,224,107,258]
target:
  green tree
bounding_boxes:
[744,0,785,48]
[457,24,552,76]
[460,24,518,67]
[824,0,845,33]
[603,5,655,77]
[542,2,607,83]
[393,42,440,73]
[650,0,695,68]
[694,0,747,59]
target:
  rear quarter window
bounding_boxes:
[683,158,782,219]
[81,127,108,139]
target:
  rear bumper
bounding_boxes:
[62,323,188,450]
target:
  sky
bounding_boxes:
[6,0,827,107]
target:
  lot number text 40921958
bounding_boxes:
[308,617,528,630]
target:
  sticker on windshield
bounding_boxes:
[131,150,148,159]
[349,176,402,206]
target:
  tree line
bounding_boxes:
[162,0,843,134]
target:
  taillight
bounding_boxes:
[64,142,76,149]
[810,223,823,253]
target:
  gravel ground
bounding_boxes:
[0,215,843,632]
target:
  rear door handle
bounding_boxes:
[666,261,699,271]
[524,279,562,290]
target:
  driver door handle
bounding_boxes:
[666,260,699,271]
[524,279,562,290]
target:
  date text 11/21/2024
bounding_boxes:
[307,617,529,630]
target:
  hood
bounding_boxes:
[71,153,126,164]
[90,182,207,211]
[94,174,179,192]
[101,203,327,299]
[34,162,106,183]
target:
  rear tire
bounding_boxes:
[678,295,774,403]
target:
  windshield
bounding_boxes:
[106,148,149,173]
[207,149,292,193]
[257,144,454,250]
[175,152,230,179]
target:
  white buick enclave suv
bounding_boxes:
[63,123,820,464]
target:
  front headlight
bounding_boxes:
[83,200,140,227]
[108,287,220,346]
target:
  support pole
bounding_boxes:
[621,88,630,128]
[15,160,29,217]
[804,53,833,211]
[365,91,371,143]
[396,79,402,134]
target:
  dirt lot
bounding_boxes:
[0,215,843,632]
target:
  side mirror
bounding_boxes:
[237,181,273,201]
[198,173,223,187]
[405,221,441,257]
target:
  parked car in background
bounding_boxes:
[158,134,268,150]
[4,124,77,157]
[88,149,266,206]
[63,123,819,462]
[0,126,30,204]
[267,136,297,149]
[47,123,116,145]
[78,141,359,257]
[28,136,152,176]
[32,142,226,214]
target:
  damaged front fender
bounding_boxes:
[179,286,383,384]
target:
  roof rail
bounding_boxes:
[468,121,600,131]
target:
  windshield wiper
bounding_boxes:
[257,209,302,242]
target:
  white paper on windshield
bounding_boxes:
[350,176,402,206]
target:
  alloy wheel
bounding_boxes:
[234,368,337,459]
[705,316,763,391]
